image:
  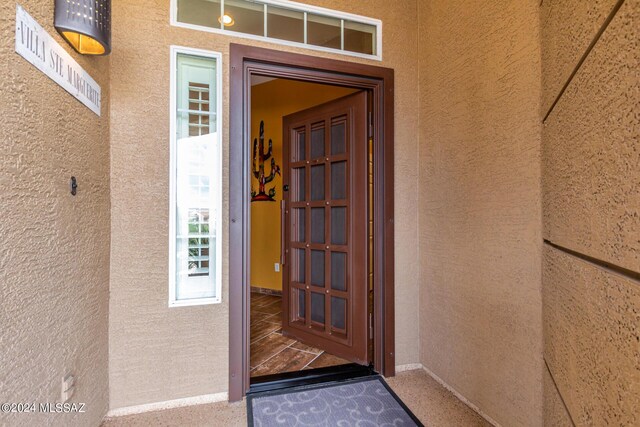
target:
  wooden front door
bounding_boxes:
[282,91,369,365]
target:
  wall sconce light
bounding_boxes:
[54,0,111,56]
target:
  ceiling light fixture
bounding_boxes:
[218,14,235,27]
[54,0,111,55]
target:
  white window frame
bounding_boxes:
[170,0,383,61]
[169,45,223,307]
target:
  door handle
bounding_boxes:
[280,200,286,266]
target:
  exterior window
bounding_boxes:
[169,47,222,306]
[172,0,381,60]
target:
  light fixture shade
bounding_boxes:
[54,0,111,56]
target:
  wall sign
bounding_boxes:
[15,4,101,116]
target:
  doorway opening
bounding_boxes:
[229,44,395,401]
[249,78,363,382]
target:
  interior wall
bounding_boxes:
[250,79,356,292]
[0,2,111,426]
[417,1,543,426]
[541,0,639,425]
[109,0,420,409]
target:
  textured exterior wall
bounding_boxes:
[542,0,639,272]
[542,366,572,427]
[543,247,639,426]
[0,2,110,426]
[417,1,543,426]
[250,80,356,291]
[109,0,420,409]
[540,0,620,113]
[541,0,640,425]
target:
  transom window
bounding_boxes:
[171,0,382,60]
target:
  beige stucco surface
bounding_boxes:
[540,0,619,114]
[417,1,543,426]
[109,0,421,409]
[541,3,640,423]
[543,246,640,426]
[542,367,573,427]
[543,0,639,272]
[0,2,110,426]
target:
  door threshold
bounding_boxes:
[248,364,375,395]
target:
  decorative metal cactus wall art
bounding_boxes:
[251,121,281,202]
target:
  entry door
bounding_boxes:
[282,91,369,365]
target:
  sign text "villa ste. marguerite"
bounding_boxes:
[15,4,101,116]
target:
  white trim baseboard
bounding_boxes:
[395,363,424,373]
[105,392,229,418]
[420,366,501,427]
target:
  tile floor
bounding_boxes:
[250,292,350,377]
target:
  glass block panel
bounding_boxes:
[224,0,264,36]
[344,20,376,55]
[307,14,341,50]
[298,288,306,319]
[177,0,221,29]
[310,165,325,201]
[292,129,305,162]
[331,207,347,245]
[291,167,305,202]
[311,292,325,324]
[267,5,304,43]
[292,208,305,242]
[331,161,347,200]
[311,124,325,159]
[331,296,346,330]
[292,248,306,283]
[311,250,325,286]
[331,120,346,155]
[311,208,325,244]
[331,252,347,291]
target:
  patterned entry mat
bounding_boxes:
[247,376,423,426]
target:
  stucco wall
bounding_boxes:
[109,0,420,409]
[417,1,543,426]
[541,0,640,425]
[0,2,110,426]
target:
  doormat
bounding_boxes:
[247,376,423,426]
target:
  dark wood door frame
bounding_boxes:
[229,43,395,402]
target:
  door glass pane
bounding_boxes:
[331,161,347,200]
[291,167,305,201]
[331,119,346,155]
[311,292,325,324]
[311,124,325,159]
[298,288,306,319]
[311,208,325,244]
[292,129,305,162]
[307,14,341,50]
[292,208,305,242]
[331,252,347,291]
[224,0,264,36]
[344,20,376,55]
[267,6,304,43]
[311,250,325,286]
[331,296,346,330]
[292,248,305,283]
[331,207,347,245]
[310,165,325,201]
[177,0,221,29]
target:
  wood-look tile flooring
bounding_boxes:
[250,292,350,377]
